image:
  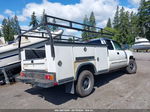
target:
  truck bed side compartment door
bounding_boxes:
[95,46,109,73]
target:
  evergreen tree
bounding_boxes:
[113,6,120,29]
[104,27,120,41]
[144,0,150,41]
[89,11,96,31]
[108,3,150,44]
[137,0,150,40]
[106,18,112,28]
[124,11,132,44]
[89,11,96,38]
[118,7,126,43]
[8,18,15,41]
[82,15,89,40]
[129,11,138,43]
[2,18,14,42]
[137,0,146,37]
[12,15,21,35]
[2,18,7,39]
[40,10,58,31]
[51,18,58,31]
[41,9,46,23]
[40,9,46,30]
[29,12,39,28]
[10,18,15,36]
[116,7,131,44]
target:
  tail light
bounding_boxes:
[20,72,26,77]
[45,74,54,80]
[53,82,58,86]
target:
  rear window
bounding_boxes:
[88,40,101,45]
[25,49,45,60]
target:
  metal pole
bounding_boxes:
[18,35,22,60]
[45,25,55,58]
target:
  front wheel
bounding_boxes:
[125,59,137,74]
[76,70,94,97]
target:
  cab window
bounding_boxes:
[88,40,102,44]
[113,41,122,50]
[105,40,114,50]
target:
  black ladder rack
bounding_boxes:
[44,15,113,36]
[18,14,114,58]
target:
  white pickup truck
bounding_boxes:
[17,15,137,97]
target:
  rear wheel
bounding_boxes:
[76,70,94,97]
[126,59,137,74]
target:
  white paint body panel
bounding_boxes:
[54,46,74,82]
[108,50,127,70]
[22,44,109,82]
[95,47,109,71]
[21,42,133,83]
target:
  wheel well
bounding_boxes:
[75,63,96,81]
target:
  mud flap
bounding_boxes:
[65,82,75,94]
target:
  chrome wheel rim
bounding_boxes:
[129,62,135,70]
[82,76,91,90]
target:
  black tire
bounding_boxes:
[126,59,137,74]
[76,70,94,97]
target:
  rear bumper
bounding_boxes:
[16,71,56,88]
[17,76,33,84]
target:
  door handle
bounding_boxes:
[117,52,119,55]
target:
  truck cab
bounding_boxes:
[88,38,131,71]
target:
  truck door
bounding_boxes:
[104,39,119,70]
[112,41,128,67]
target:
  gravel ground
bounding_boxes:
[0,52,150,109]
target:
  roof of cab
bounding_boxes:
[88,37,113,42]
